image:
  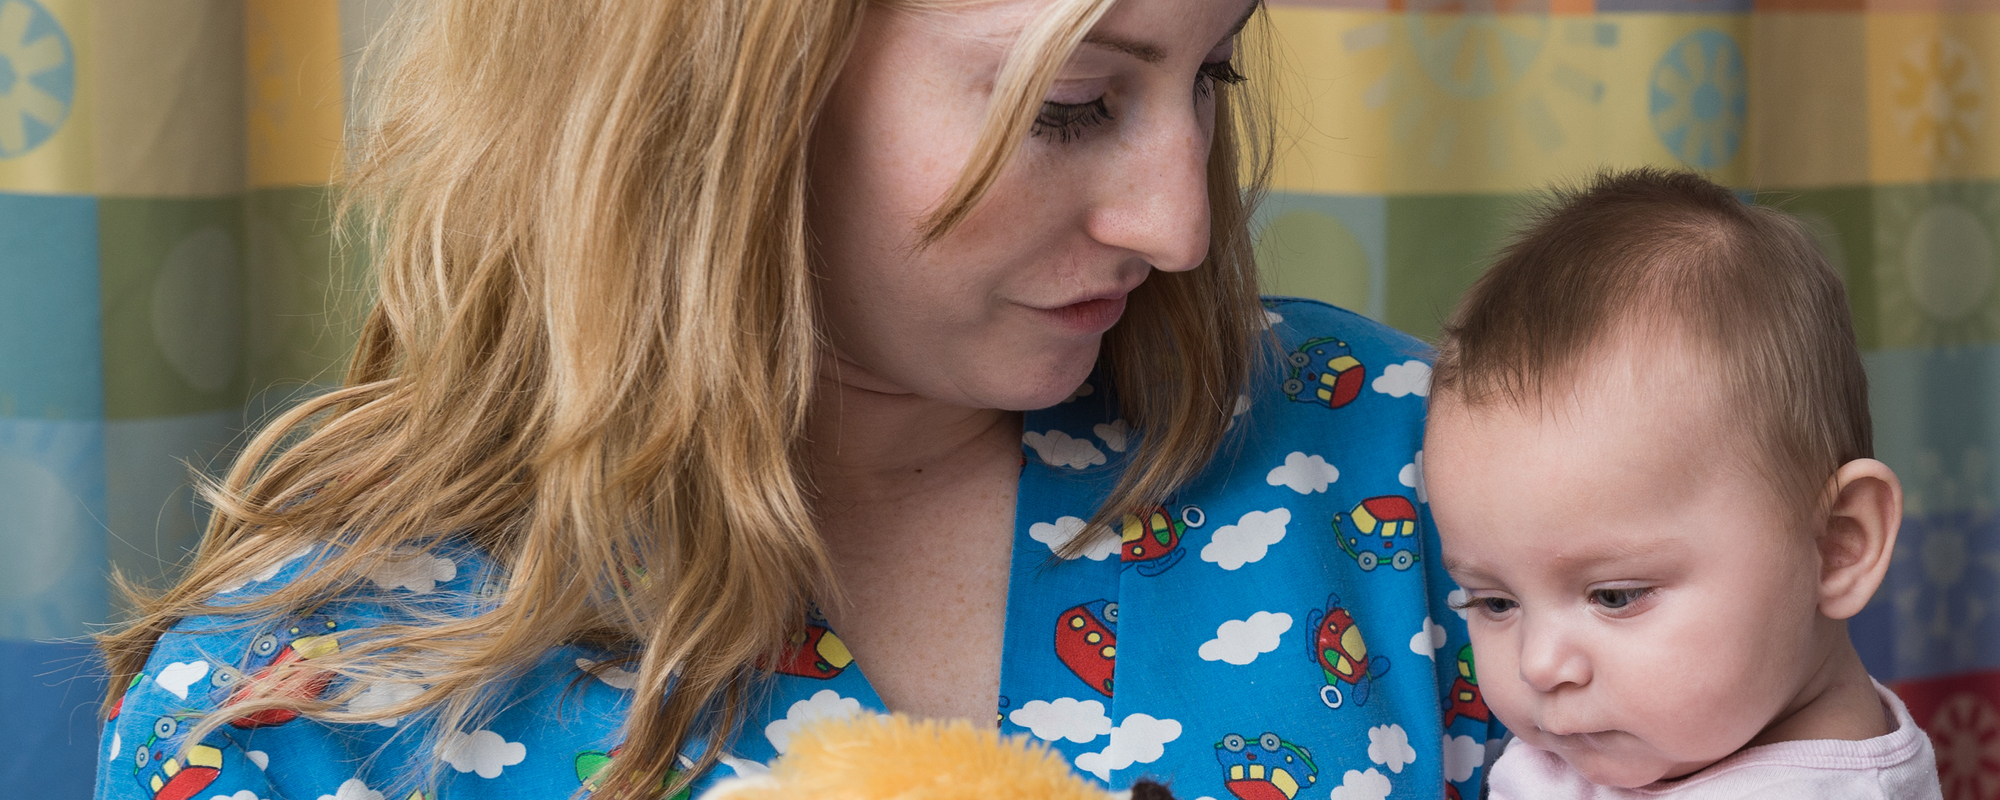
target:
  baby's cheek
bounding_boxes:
[1611,643,1771,768]
[1462,631,1532,732]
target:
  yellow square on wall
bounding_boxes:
[1866,13,2000,185]
[1264,8,1753,194]
[246,0,344,189]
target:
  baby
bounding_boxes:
[1421,168,1943,798]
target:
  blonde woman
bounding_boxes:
[95,0,1500,798]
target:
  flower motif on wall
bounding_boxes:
[0,0,73,158]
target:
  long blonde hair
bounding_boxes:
[100,1,1272,797]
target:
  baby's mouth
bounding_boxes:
[1542,727,1621,749]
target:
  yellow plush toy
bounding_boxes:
[698,714,1179,800]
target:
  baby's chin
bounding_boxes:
[1540,731,1722,789]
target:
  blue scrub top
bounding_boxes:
[97,298,1505,800]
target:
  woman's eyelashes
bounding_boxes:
[1029,59,1247,143]
[1193,58,1247,100]
[1031,97,1114,143]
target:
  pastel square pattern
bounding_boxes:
[1747,14,1870,189]
[243,185,371,393]
[1765,185,1880,348]
[1254,192,1390,319]
[0,191,101,420]
[1869,180,2000,348]
[1865,14,2000,184]
[103,411,239,594]
[1383,192,1521,340]
[0,415,107,640]
[98,196,250,418]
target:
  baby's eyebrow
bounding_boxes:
[1536,537,1686,577]
[1444,535,1679,578]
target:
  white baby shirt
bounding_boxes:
[1489,680,1941,799]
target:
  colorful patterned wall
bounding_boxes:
[0,0,1993,797]
[1250,1,1999,796]
[0,1,367,796]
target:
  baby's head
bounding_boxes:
[1423,168,1902,788]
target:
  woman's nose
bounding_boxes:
[1083,112,1212,273]
[1516,616,1592,694]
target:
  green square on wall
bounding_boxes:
[1383,193,1524,343]
[99,197,250,419]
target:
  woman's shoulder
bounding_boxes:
[1261,296,1433,385]
[1245,296,1433,442]
[99,540,636,800]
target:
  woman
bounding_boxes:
[96,0,1500,798]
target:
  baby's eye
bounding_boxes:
[1450,594,1516,617]
[1475,597,1518,615]
[1590,588,1650,610]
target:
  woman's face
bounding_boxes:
[808,0,1257,411]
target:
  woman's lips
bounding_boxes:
[1040,294,1128,333]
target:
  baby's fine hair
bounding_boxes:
[1431,167,1871,514]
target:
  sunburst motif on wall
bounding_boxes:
[1874,184,2000,347]
[1649,29,1745,170]
[1890,34,1986,168]
[1930,693,2000,800]
[0,0,72,159]
[1345,1,1612,175]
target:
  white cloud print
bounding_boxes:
[1399,450,1427,503]
[1198,612,1293,666]
[1010,697,1113,744]
[214,791,268,800]
[577,658,640,691]
[1029,516,1117,561]
[1094,420,1131,453]
[1410,616,1447,660]
[1372,361,1432,398]
[217,545,314,595]
[1024,430,1106,470]
[365,547,458,594]
[1266,452,1338,495]
[1443,734,1484,783]
[317,778,384,800]
[1368,724,1416,774]
[1328,768,1393,800]
[765,689,866,754]
[1074,714,1182,781]
[1200,508,1290,570]
[155,660,210,699]
[440,729,526,778]
[348,679,424,727]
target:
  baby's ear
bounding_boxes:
[1816,459,1902,620]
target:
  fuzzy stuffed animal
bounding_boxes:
[699,714,1179,800]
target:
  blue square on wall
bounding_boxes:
[0,192,102,421]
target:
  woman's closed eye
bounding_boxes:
[1030,58,1250,143]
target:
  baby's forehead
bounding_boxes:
[1433,327,1735,440]
[1427,335,1816,526]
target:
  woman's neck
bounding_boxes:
[805,368,1021,504]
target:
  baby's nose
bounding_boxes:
[1516,617,1592,693]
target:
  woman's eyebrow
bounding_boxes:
[1079,0,1261,66]
[1080,33,1166,64]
